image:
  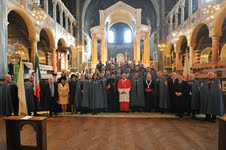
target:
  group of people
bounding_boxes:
[0,59,225,122]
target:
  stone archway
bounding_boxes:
[213,5,226,36]
[57,38,68,71]
[7,8,36,40]
[90,1,151,67]
[176,36,188,70]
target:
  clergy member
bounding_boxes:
[118,73,132,112]
[143,73,155,112]
[106,72,119,112]
[130,72,145,112]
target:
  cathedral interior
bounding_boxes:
[0,0,225,78]
[0,0,226,150]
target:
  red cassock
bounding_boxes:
[117,79,132,112]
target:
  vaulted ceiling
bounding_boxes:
[84,0,157,35]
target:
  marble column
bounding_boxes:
[189,43,196,68]
[70,21,73,35]
[212,35,220,68]
[53,1,57,21]
[170,15,173,32]
[175,12,178,28]
[65,16,69,31]
[181,5,185,22]
[101,34,107,63]
[188,0,193,17]
[0,0,8,79]
[134,36,137,63]
[176,47,180,70]
[91,34,97,67]
[51,47,57,72]
[8,39,12,64]
[30,38,38,66]
[144,32,150,66]
[44,0,48,14]
[60,9,63,26]
[134,33,141,62]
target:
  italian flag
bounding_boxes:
[34,54,41,101]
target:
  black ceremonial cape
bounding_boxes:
[143,79,155,111]
[106,78,119,112]
[69,80,77,105]
[174,81,190,114]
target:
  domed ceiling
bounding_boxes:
[84,0,157,35]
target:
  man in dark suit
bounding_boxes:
[46,76,58,116]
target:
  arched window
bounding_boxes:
[192,0,199,14]
[108,30,115,43]
[124,30,132,43]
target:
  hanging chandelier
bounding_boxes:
[31,1,47,25]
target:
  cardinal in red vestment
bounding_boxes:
[117,73,132,112]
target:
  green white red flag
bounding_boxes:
[34,54,41,101]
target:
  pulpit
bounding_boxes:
[4,116,47,150]
[218,117,226,150]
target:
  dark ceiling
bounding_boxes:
[84,0,157,35]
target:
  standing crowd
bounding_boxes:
[0,59,225,122]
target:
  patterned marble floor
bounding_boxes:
[0,114,218,150]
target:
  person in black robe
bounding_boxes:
[105,72,119,112]
[174,75,190,118]
[45,76,58,116]
[130,72,145,112]
[202,72,224,122]
[69,74,77,114]
[187,74,200,118]
[40,79,48,111]
[0,74,15,116]
[170,72,179,113]
[24,76,37,116]
[143,73,155,112]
